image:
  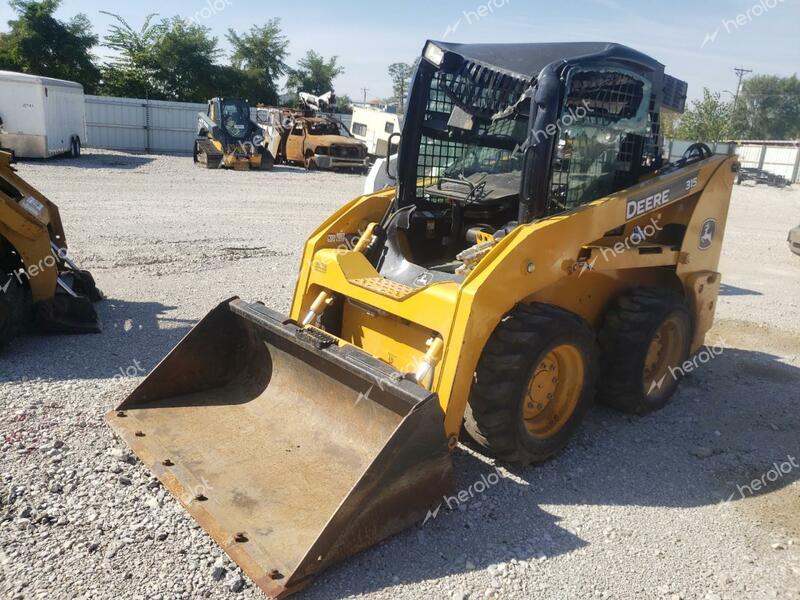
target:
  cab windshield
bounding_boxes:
[416,68,530,205]
[220,100,250,139]
[307,121,346,136]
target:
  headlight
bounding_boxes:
[19,196,47,221]
[423,42,445,66]
[315,147,329,156]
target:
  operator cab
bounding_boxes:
[374,41,688,287]
[218,98,251,140]
[306,120,349,137]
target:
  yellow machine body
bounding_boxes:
[108,41,736,599]
[290,155,735,441]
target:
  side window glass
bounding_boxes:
[547,68,653,214]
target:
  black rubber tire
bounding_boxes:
[597,287,692,415]
[71,270,104,303]
[260,149,275,171]
[69,138,81,158]
[464,303,599,465]
[0,273,31,350]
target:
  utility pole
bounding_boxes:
[361,88,369,106]
[733,67,753,109]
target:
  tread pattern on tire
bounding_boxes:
[464,303,598,465]
[597,287,691,415]
[0,274,31,350]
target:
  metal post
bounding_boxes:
[791,145,800,184]
[757,144,767,170]
[145,99,151,153]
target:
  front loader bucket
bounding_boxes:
[106,299,454,598]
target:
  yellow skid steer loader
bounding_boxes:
[0,151,101,348]
[109,42,736,597]
[194,97,274,171]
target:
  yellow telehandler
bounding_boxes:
[108,41,736,597]
[0,151,101,349]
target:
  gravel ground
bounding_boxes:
[1,150,798,600]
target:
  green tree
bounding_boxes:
[99,12,165,98]
[0,0,100,92]
[675,89,733,142]
[286,50,344,96]
[660,110,680,140]
[731,74,800,140]
[100,12,223,102]
[387,62,413,113]
[151,17,223,101]
[334,93,353,114]
[226,19,289,105]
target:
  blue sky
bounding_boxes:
[1,0,798,102]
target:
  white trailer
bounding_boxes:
[0,71,86,159]
[350,106,402,160]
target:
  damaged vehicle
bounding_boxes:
[282,115,370,173]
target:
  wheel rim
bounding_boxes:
[643,316,686,395]
[522,344,584,439]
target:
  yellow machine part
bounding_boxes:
[291,155,737,441]
[0,153,64,302]
[108,152,735,599]
[211,138,263,171]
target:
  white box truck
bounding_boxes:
[350,106,402,160]
[0,70,86,159]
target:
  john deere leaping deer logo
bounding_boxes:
[699,218,717,251]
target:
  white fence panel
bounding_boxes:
[735,144,764,168]
[762,146,798,180]
[665,139,800,183]
[147,99,205,153]
[664,140,737,163]
[86,95,357,154]
[85,96,147,151]
[85,95,203,153]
